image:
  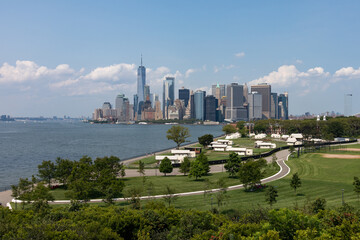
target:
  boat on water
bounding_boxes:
[138,122,148,125]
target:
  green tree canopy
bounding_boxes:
[159,157,173,176]
[224,152,241,177]
[290,172,302,194]
[37,160,56,188]
[189,153,210,180]
[166,125,191,149]
[179,157,191,175]
[198,134,213,148]
[238,158,267,190]
[222,124,237,135]
[265,185,278,207]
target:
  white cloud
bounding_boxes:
[0,60,76,83]
[333,67,360,82]
[185,68,197,78]
[84,63,136,83]
[234,52,245,58]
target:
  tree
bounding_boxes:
[125,186,143,209]
[120,163,126,178]
[159,157,173,176]
[353,177,360,204]
[198,134,213,148]
[166,125,190,149]
[31,182,55,213]
[179,157,191,175]
[265,185,278,207]
[290,172,302,194]
[189,153,210,180]
[224,152,241,177]
[222,124,236,135]
[312,198,326,213]
[238,158,267,190]
[138,160,145,177]
[55,157,74,187]
[37,160,56,188]
[162,185,178,207]
[215,178,229,207]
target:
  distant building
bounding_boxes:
[278,92,289,120]
[155,100,163,120]
[270,92,278,119]
[190,90,195,119]
[251,83,271,119]
[144,85,150,100]
[212,84,225,99]
[194,90,206,120]
[137,57,146,104]
[225,83,247,121]
[163,77,175,119]
[179,87,190,108]
[205,95,218,121]
[248,92,262,120]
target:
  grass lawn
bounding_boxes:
[167,150,360,211]
[49,163,280,200]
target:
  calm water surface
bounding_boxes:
[0,121,223,190]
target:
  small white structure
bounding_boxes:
[217,139,233,145]
[281,135,290,140]
[212,144,228,151]
[155,155,183,164]
[334,137,350,142]
[226,147,253,156]
[255,133,267,139]
[170,149,196,158]
[271,133,281,139]
[310,138,325,143]
[290,133,303,140]
[286,137,297,145]
[255,141,276,149]
[249,133,256,137]
[225,132,241,139]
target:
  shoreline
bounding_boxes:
[0,133,225,205]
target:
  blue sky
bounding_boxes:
[1,0,359,117]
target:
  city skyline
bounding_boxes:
[1,1,360,117]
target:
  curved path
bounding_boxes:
[11,149,291,206]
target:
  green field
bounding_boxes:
[167,149,360,211]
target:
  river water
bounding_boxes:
[0,121,223,190]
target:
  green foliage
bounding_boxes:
[353,176,360,203]
[166,125,191,149]
[55,157,74,187]
[162,185,178,207]
[224,152,241,177]
[198,134,214,148]
[265,185,278,207]
[290,172,302,194]
[37,160,56,187]
[138,160,145,176]
[179,157,191,175]
[189,153,210,180]
[238,158,267,190]
[222,124,237,135]
[312,198,326,213]
[159,157,173,176]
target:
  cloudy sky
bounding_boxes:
[1,1,360,117]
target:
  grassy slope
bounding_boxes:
[170,149,360,211]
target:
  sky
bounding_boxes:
[0,0,360,117]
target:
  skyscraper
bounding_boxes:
[115,94,125,120]
[278,92,289,120]
[212,84,226,99]
[194,90,206,120]
[225,83,247,121]
[248,92,262,120]
[179,87,190,108]
[270,92,278,119]
[144,85,150,101]
[137,56,146,104]
[163,77,175,118]
[251,83,271,119]
[205,95,218,121]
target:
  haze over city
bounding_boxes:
[1,1,359,117]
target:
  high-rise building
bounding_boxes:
[144,85,150,101]
[225,83,247,121]
[137,57,146,104]
[270,93,278,119]
[115,94,125,120]
[194,90,206,120]
[163,77,175,118]
[248,92,262,120]
[212,84,225,98]
[133,94,138,119]
[243,83,249,104]
[190,90,195,119]
[278,92,289,120]
[251,83,271,119]
[205,95,218,121]
[179,87,190,108]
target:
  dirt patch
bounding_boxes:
[321,154,360,159]
[337,148,360,152]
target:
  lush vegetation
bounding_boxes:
[254,116,360,139]
[166,125,191,149]
[2,201,360,239]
